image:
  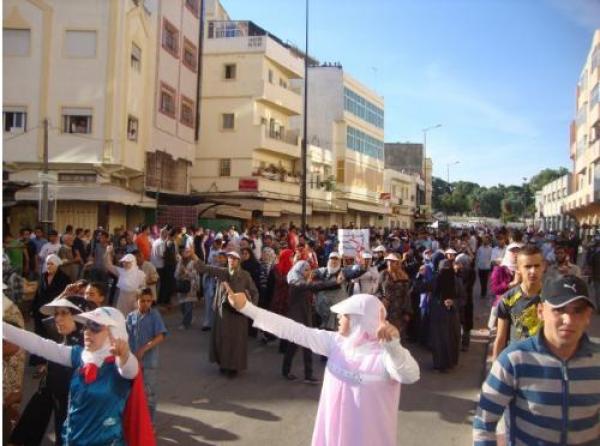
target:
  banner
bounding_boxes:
[337,229,370,257]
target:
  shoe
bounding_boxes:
[283,373,299,381]
[201,326,211,332]
[303,376,321,385]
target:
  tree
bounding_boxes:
[528,167,569,192]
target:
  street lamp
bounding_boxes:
[300,0,309,231]
[446,161,459,184]
[422,124,442,218]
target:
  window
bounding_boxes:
[127,116,139,141]
[131,43,141,71]
[224,63,236,80]
[185,0,199,16]
[222,113,235,130]
[159,83,176,118]
[279,78,287,89]
[219,159,231,177]
[64,30,97,58]
[162,19,179,58]
[3,28,30,56]
[268,69,273,83]
[343,87,384,129]
[62,107,93,134]
[182,38,197,72]
[180,96,195,128]
[346,125,384,159]
[3,107,27,133]
[58,173,96,183]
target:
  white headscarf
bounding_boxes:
[46,254,62,267]
[117,255,145,292]
[80,307,128,367]
[331,294,385,348]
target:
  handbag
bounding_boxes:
[176,279,191,294]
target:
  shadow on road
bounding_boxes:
[157,411,240,445]
[191,397,282,422]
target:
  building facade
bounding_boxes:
[191,0,340,225]
[3,0,157,234]
[536,174,574,231]
[382,168,421,229]
[145,0,201,199]
[292,64,387,227]
[567,29,600,231]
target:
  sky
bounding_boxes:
[220,0,600,187]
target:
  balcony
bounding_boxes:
[575,138,600,173]
[253,124,300,159]
[257,80,303,115]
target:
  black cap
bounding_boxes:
[541,275,596,310]
[48,229,58,236]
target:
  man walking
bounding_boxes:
[474,275,599,445]
[476,236,493,299]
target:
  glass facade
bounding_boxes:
[343,87,384,129]
[346,126,384,159]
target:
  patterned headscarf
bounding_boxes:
[286,260,310,286]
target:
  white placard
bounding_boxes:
[338,229,370,257]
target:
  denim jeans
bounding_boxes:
[142,368,158,424]
[181,301,193,328]
[202,278,215,328]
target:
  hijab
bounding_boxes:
[276,248,294,276]
[286,260,310,286]
[331,294,385,348]
[80,307,128,368]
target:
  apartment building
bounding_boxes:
[3,0,157,234]
[382,168,422,229]
[535,174,575,231]
[567,29,600,231]
[191,0,316,223]
[293,64,387,227]
[145,0,200,201]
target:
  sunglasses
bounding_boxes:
[84,321,104,333]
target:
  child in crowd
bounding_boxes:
[126,288,168,423]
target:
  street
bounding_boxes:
[23,281,501,446]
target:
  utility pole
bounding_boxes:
[300,0,309,232]
[41,118,50,234]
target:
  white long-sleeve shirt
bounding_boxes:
[3,322,138,379]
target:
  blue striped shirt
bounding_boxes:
[473,332,600,445]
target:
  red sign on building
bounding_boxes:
[239,179,258,192]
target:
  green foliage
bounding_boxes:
[432,167,568,219]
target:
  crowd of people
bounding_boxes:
[2,220,600,445]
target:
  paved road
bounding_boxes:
[21,281,600,446]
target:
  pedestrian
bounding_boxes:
[10,295,95,446]
[201,243,226,331]
[150,228,167,301]
[104,249,147,317]
[492,245,545,360]
[135,225,152,262]
[476,235,493,299]
[159,228,178,306]
[226,289,419,446]
[543,243,582,288]
[375,253,411,336]
[283,260,341,382]
[196,251,259,377]
[58,233,82,283]
[175,246,200,330]
[126,288,168,423]
[429,260,462,372]
[31,254,70,372]
[473,275,599,445]
[3,294,25,440]
[134,249,159,304]
[39,229,61,274]
[3,306,155,446]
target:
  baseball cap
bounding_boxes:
[444,248,457,255]
[384,253,400,262]
[74,306,118,327]
[541,275,596,310]
[226,251,241,260]
[373,245,386,253]
[362,252,373,259]
[329,252,341,259]
[506,242,524,251]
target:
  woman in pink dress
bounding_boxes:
[224,285,420,446]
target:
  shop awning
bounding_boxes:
[15,184,156,208]
[346,200,387,214]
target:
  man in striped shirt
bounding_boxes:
[474,275,600,445]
